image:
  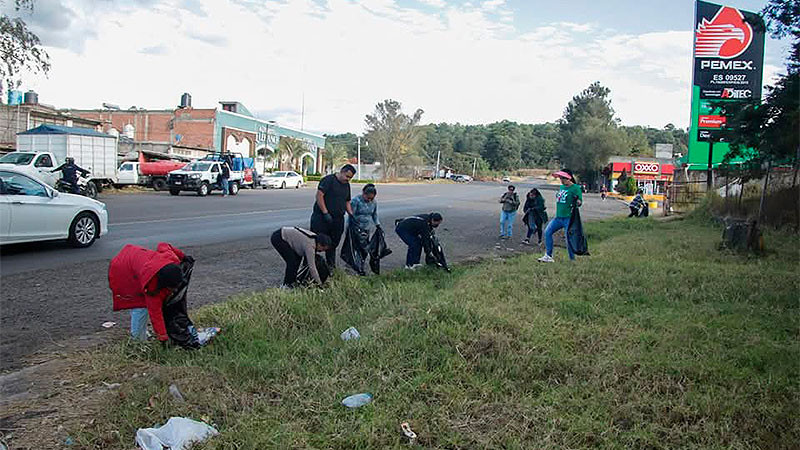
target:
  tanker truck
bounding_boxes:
[116,151,191,191]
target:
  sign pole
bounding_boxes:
[706,141,714,190]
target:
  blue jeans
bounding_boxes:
[500,211,517,237]
[130,308,149,340]
[220,177,229,195]
[544,217,575,260]
[396,227,422,266]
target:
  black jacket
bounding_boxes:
[51,162,88,183]
[395,214,434,236]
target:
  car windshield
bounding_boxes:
[184,162,212,171]
[0,153,35,165]
[270,172,288,177]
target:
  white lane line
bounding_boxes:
[108,187,498,227]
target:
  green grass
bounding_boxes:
[75,217,799,449]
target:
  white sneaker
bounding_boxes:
[537,254,554,263]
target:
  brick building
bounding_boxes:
[0,102,102,153]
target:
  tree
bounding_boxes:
[277,136,308,171]
[1,0,50,95]
[364,99,424,179]
[557,82,626,183]
[717,0,799,223]
[324,144,349,173]
[483,121,522,170]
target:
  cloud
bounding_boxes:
[139,44,169,55]
[417,0,446,7]
[186,31,229,47]
[22,0,752,133]
[178,0,208,16]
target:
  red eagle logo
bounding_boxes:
[695,6,753,59]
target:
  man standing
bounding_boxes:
[499,185,520,240]
[51,157,89,194]
[219,162,231,196]
[311,164,355,268]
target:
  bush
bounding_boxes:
[616,176,637,195]
[304,175,322,182]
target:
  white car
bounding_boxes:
[0,168,108,248]
[261,171,304,189]
[502,176,511,182]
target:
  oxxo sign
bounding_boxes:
[634,162,660,175]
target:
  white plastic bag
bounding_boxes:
[135,417,218,450]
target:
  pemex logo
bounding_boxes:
[695,6,753,59]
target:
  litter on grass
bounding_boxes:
[135,417,218,450]
[101,321,116,328]
[341,393,372,408]
[401,422,417,440]
[340,327,360,341]
[169,384,185,402]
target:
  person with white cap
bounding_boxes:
[538,168,582,262]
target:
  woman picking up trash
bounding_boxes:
[522,188,547,246]
[350,183,381,233]
[395,212,443,269]
[539,169,582,263]
[109,243,218,349]
[271,227,332,288]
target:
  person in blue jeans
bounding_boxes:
[219,162,231,196]
[539,169,582,262]
[498,185,520,239]
[395,212,443,268]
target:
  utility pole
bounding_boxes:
[435,151,440,179]
[357,136,362,180]
[472,157,477,178]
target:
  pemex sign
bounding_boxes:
[687,1,765,169]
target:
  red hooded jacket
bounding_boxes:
[109,243,185,341]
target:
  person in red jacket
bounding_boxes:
[109,243,187,342]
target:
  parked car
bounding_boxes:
[502,176,511,182]
[452,174,472,183]
[167,160,244,196]
[0,168,108,248]
[260,171,304,189]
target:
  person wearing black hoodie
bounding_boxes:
[394,212,443,269]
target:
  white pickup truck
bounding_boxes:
[166,160,244,196]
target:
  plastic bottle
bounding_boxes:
[341,393,373,408]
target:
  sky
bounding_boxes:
[5,0,791,135]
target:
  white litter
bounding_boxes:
[135,417,218,450]
[340,327,360,341]
[101,321,116,328]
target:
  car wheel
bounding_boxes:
[153,178,167,191]
[281,181,286,189]
[198,182,209,197]
[68,212,99,248]
[230,182,239,195]
[295,180,300,189]
[169,188,180,196]
[85,181,98,199]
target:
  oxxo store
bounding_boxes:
[606,158,675,196]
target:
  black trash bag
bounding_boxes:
[297,253,331,285]
[566,207,590,256]
[340,220,369,275]
[640,202,649,217]
[367,227,392,274]
[162,257,201,349]
[423,232,450,272]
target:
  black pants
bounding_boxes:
[272,230,300,286]
[629,206,639,217]
[310,212,344,267]
[527,220,543,242]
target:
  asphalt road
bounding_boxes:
[0,181,625,370]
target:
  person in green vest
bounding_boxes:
[538,169,582,262]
